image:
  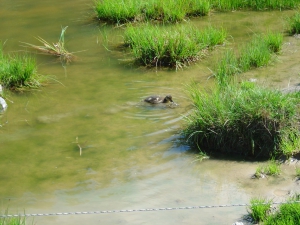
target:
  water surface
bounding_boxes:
[1,1,300,224]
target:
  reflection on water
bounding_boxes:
[1,1,300,224]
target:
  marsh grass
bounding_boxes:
[214,32,283,86]
[214,49,239,87]
[0,210,26,225]
[184,81,300,158]
[22,26,75,64]
[94,0,300,24]
[249,198,271,223]
[209,0,300,11]
[264,195,300,225]
[287,11,300,35]
[94,0,141,23]
[124,24,226,69]
[0,45,42,89]
[0,216,26,225]
[94,0,210,24]
[255,160,281,178]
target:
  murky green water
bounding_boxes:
[1,1,300,224]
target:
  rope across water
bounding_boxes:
[1,201,299,218]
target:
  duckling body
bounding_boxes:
[144,95,173,104]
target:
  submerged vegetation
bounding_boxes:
[184,81,300,158]
[94,0,300,24]
[214,32,283,86]
[124,24,226,69]
[0,45,42,90]
[22,26,75,64]
[248,195,300,224]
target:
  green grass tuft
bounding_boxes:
[0,212,26,225]
[94,0,210,24]
[255,160,281,178]
[184,82,300,158]
[0,45,42,90]
[287,11,300,35]
[209,0,300,11]
[124,24,226,69]
[249,198,271,223]
[214,32,283,86]
[264,195,300,225]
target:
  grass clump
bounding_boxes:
[22,26,75,64]
[247,195,300,224]
[184,82,300,158]
[124,24,226,69]
[94,0,210,24]
[0,45,42,90]
[209,0,300,11]
[264,195,300,225]
[248,198,271,223]
[94,0,300,24]
[287,11,300,35]
[255,160,281,178]
[94,0,141,23]
[214,32,283,86]
[0,211,26,225]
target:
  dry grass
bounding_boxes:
[22,26,76,63]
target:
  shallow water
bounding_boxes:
[1,1,300,224]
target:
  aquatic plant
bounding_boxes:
[264,194,300,225]
[247,194,300,224]
[94,0,141,23]
[94,0,210,24]
[22,26,75,63]
[287,11,300,35]
[255,160,281,178]
[124,24,226,69]
[214,32,283,86]
[94,0,300,24]
[0,44,42,89]
[184,81,300,158]
[209,0,300,11]
[248,198,271,223]
[0,211,26,225]
[214,49,239,87]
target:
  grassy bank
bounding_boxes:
[249,195,300,224]
[209,0,300,11]
[94,0,210,24]
[214,32,283,87]
[0,45,42,90]
[94,0,300,24]
[184,81,300,158]
[124,24,226,69]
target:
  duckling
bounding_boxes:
[144,95,173,104]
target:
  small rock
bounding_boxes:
[0,84,3,95]
[232,222,244,225]
[248,78,257,83]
